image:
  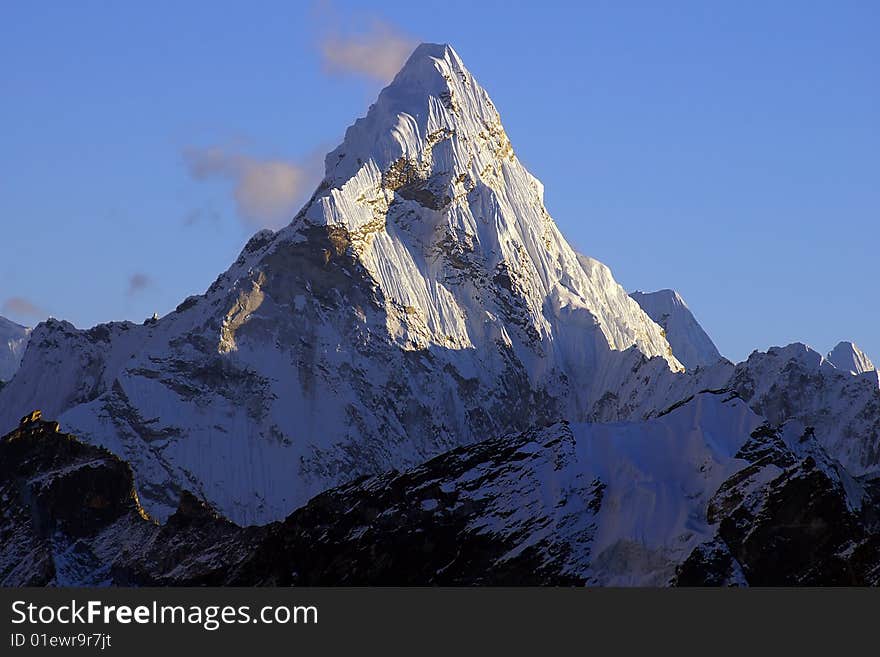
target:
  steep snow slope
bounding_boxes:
[0,44,681,524]
[0,316,29,382]
[630,289,722,370]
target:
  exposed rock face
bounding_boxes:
[675,422,880,586]
[243,422,598,586]
[0,413,151,586]
[0,414,267,586]
[5,402,876,587]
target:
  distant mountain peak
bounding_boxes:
[827,341,876,377]
[629,289,722,370]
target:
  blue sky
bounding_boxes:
[1,1,877,363]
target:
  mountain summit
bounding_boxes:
[3,44,880,588]
[826,341,876,377]
[285,43,678,365]
[1,44,683,523]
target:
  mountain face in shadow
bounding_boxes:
[4,399,879,586]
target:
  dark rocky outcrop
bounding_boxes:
[673,424,880,586]
[0,413,152,585]
[3,413,879,586]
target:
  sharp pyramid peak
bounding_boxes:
[0,42,687,526]
[827,340,876,375]
[315,42,508,192]
[270,40,681,373]
[409,42,460,60]
[393,42,467,84]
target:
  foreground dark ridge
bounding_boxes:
[2,404,880,586]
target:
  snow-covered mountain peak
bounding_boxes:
[642,288,685,306]
[316,43,503,193]
[629,289,722,370]
[827,341,876,377]
[0,43,683,524]
[753,342,826,366]
[282,43,679,366]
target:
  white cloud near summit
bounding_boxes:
[319,19,417,82]
[183,147,314,230]
[182,7,416,230]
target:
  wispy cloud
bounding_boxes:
[183,147,317,230]
[127,273,151,296]
[182,207,221,228]
[2,297,46,321]
[319,20,417,82]
[182,6,415,230]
